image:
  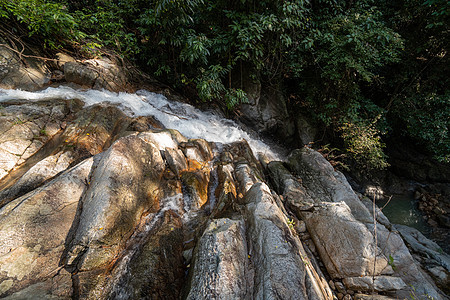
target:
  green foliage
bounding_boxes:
[399,92,450,162]
[382,0,449,163]
[287,218,295,230]
[388,254,397,271]
[0,0,84,48]
[339,118,389,170]
[71,1,140,57]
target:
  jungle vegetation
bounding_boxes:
[1,0,448,169]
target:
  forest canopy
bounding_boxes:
[1,0,448,168]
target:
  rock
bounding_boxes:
[354,294,398,300]
[329,280,336,291]
[427,266,449,282]
[0,38,50,90]
[395,224,450,272]
[0,157,94,298]
[269,152,392,279]
[243,183,326,300]
[186,218,250,299]
[64,61,99,87]
[55,53,75,71]
[61,104,132,156]
[181,170,210,211]
[296,114,317,146]
[437,214,450,228]
[138,130,178,150]
[267,161,315,211]
[414,191,422,200]
[165,147,188,176]
[343,294,352,300]
[0,98,79,183]
[296,220,307,233]
[237,74,295,145]
[65,134,165,271]
[269,147,446,300]
[107,210,185,300]
[335,282,346,294]
[63,57,127,92]
[343,276,407,292]
[0,151,75,204]
[303,202,390,278]
[235,163,261,195]
[211,164,237,218]
[337,293,344,300]
[287,148,373,224]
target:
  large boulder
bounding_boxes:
[64,58,127,92]
[0,157,94,298]
[65,134,165,271]
[0,38,50,91]
[243,182,329,300]
[186,218,250,299]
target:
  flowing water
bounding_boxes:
[0,86,283,161]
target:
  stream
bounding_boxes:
[0,86,284,161]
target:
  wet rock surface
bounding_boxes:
[0,97,448,300]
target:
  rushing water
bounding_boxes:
[0,86,283,161]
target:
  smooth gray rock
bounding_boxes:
[287,148,373,224]
[186,218,250,300]
[0,151,75,203]
[165,147,188,176]
[66,134,165,271]
[395,224,450,272]
[303,202,390,278]
[343,276,406,292]
[0,99,69,181]
[64,58,127,92]
[0,157,93,298]
[244,182,327,300]
[0,38,50,90]
[269,148,446,299]
[268,157,390,278]
[355,294,398,300]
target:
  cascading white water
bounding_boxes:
[0,86,283,161]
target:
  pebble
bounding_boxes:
[335,282,346,294]
[344,295,352,300]
[296,220,307,233]
[347,289,355,295]
[329,280,336,291]
[337,293,344,300]
[428,219,438,227]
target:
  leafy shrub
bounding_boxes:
[339,119,389,170]
[1,0,84,48]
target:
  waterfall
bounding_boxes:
[0,86,283,161]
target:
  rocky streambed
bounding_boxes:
[0,88,449,299]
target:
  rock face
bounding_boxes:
[63,58,127,92]
[0,36,135,92]
[268,148,446,299]
[0,97,448,299]
[0,37,50,91]
[186,218,250,299]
